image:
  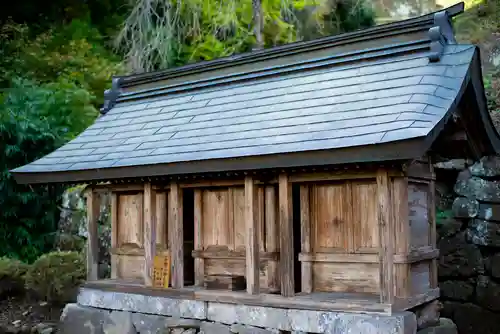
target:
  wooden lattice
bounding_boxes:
[153,252,171,289]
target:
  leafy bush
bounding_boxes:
[25,251,86,304]
[0,257,29,297]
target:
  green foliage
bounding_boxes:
[0,83,67,262]
[25,251,86,303]
[454,0,500,123]
[1,21,125,106]
[0,0,128,38]
[0,257,29,297]
[436,209,453,226]
[0,21,123,262]
[115,0,375,72]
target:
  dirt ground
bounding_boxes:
[0,297,63,332]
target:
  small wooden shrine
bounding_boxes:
[12,2,500,317]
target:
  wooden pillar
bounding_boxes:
[110,192,118,279]
[377,169,394,303]
[279,174,294,297]
[143,183,157,286]
[300,184,312,293]
[265,186,279,292]
[169,182,184,288]
[429,164,438,289]
[194,189,204,287]
[86,189,100,281]
[392,177,410,298]
[245,176,260,294]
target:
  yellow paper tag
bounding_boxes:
[153,251,170,289]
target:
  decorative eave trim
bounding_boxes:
[428,10,457,62]
[12,138,426,185]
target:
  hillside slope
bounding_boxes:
[454,0,500,128]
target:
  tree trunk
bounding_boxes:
[252,0,264,49]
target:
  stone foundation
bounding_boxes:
[60,287,418,334]
[435,156,500,334]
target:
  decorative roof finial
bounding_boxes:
[100,77,122,115]
[428,10,457,62]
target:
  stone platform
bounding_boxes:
[59,287,418,334]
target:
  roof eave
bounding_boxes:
[11,138,427,185]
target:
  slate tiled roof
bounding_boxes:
[15,45,474,174]
[11,3,500,183]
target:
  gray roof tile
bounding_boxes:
[13,44,478,175]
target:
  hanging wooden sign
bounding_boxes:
[153,251,171,289]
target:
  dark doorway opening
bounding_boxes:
[292,184,302,293]
[183,188,195,286]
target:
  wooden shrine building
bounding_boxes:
[11,2,500,332]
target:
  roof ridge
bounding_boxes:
[99,2,464,115]
[114,40,429,106]
[118,2,464,87]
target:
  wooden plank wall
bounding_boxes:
[110,188,169,283]
[298,177,381,295]
[88,163,438,311]
[191,183,280,293]
[391,158,439,308]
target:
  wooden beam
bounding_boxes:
[289,170,403,183]
[110,192,118,279]
[299,184,312,293]
[393,247,439,264]
[299,253,379,263]
[143,182,157,287]
[110,247,169,256]
[279,174,294,297]
[194,189,204,287]
[393,288,440,311]
[377,169,394,303]
[265,185,279,292]
[196,289,392,315]
[169,182,184,288]
[86,190,100,281]
[92,183,168,193]
[83,280,393,315]
[245,176,260,294]
[192,249,278,260]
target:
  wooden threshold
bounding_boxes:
[83,280,392,315]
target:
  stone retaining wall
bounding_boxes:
[436,156,500,334]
